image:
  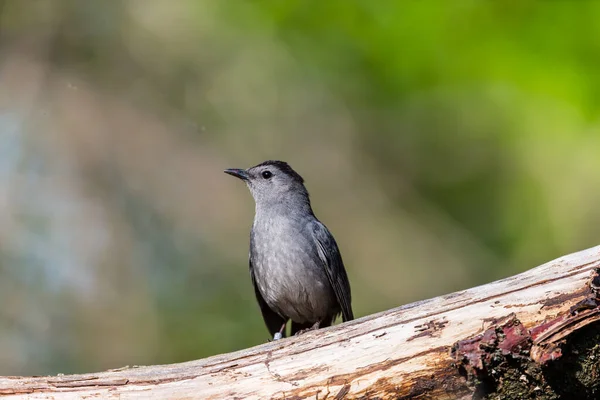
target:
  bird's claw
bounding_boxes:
[273,332,283,340]
[294,322,321,336]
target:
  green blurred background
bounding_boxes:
[1,0,599,376]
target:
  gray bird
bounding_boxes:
[225,160,354,340]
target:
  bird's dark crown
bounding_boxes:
[252,160,305,184]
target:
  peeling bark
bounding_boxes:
[1,246,600,399]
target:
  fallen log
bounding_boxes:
[1,245,600,399]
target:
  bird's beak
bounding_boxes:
[224,168,250,181]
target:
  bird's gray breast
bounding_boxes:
[250,215,337,323]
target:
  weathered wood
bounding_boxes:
[1,246,600,399]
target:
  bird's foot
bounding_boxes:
[294,321,321,336]
[270,322,287,341]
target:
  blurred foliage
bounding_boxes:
[1,0,599,376]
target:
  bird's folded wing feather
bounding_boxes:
[309,221,354,322]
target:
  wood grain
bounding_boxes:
[1,245,599,399]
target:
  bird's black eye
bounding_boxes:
[261,170,273,179]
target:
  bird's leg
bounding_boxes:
[273,323,287,341]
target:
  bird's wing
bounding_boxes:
[309,220,354,322]
[249,256,287,337]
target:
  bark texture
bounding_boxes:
[1,246,600,399]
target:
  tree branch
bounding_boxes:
[2,246,600,399]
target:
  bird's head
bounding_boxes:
[225,160,310,209]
